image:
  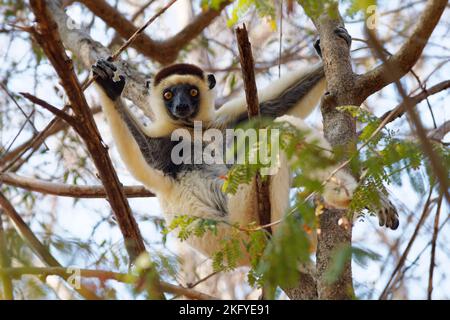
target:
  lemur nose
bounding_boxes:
[175,104,191,117]
[177,104,189,111]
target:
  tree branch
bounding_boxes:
[366,28,450,203]
[0,192,100,300]
[45,0,153,117]
[0,267,218,300]
[303,4,356,300]
[358,0,448,98]
[29,0,150,267]
[0,172,154,198]
[235,24,272,235]
[379,80,450,124]
[0,106,101,169]
[76,0,231,65]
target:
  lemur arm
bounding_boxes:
[215,63,326,127]
[215,27,354,127]
[92,59,173,194]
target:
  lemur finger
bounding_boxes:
[314,39,322,58]
[334,26,352,48]
[386,202,399,230]
[99,59,117,72]
[377,208,387,227]
[92,65,108,80]
[95,60,116,79]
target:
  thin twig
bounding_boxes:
[379,189,435,300]
[427,193,443,300]
[366,27,450,204]
[82,0,178,90]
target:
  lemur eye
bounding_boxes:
[163,91,173,100]
[190,88,198,97]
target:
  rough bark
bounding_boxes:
[311,9,356,300]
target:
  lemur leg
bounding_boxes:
[275,115,358,209]
[367,193,399,230]
[92,59,173,194]
[314,26,352,58]
[275,115,399,230]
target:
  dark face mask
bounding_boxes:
[163,84,200,121]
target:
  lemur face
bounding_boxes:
[151,63,216,123]
[162,83,200,120]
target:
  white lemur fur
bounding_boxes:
[92,31,398,265]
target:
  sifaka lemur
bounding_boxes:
[91,27,398,264]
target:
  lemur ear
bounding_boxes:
[207,74,216,90]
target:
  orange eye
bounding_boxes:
[190,88,198,97]
[163,91,173,100]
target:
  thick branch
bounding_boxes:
[307,5,356,300]
[428,120,450,141]
[358,0,448,98]
[0,172,154,198]
[76,0,231,65]
[29,0,148,266]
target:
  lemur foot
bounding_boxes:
[92,58,125,100]
[314,26,352,58]
[370,194,399,230]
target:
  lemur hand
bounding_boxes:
[92,58,125,101]
[314,26,352,58]
[370,193,399,230]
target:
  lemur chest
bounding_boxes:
[158,165,229,220]
[158,165,259,225]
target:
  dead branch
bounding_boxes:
[427,194,443,300]
[0,106,101,169]
[379,189,436,299]
[235,24,272,235]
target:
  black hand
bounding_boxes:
[334,26,352,48]
[313,26,352,58]
[92,59,125,101]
